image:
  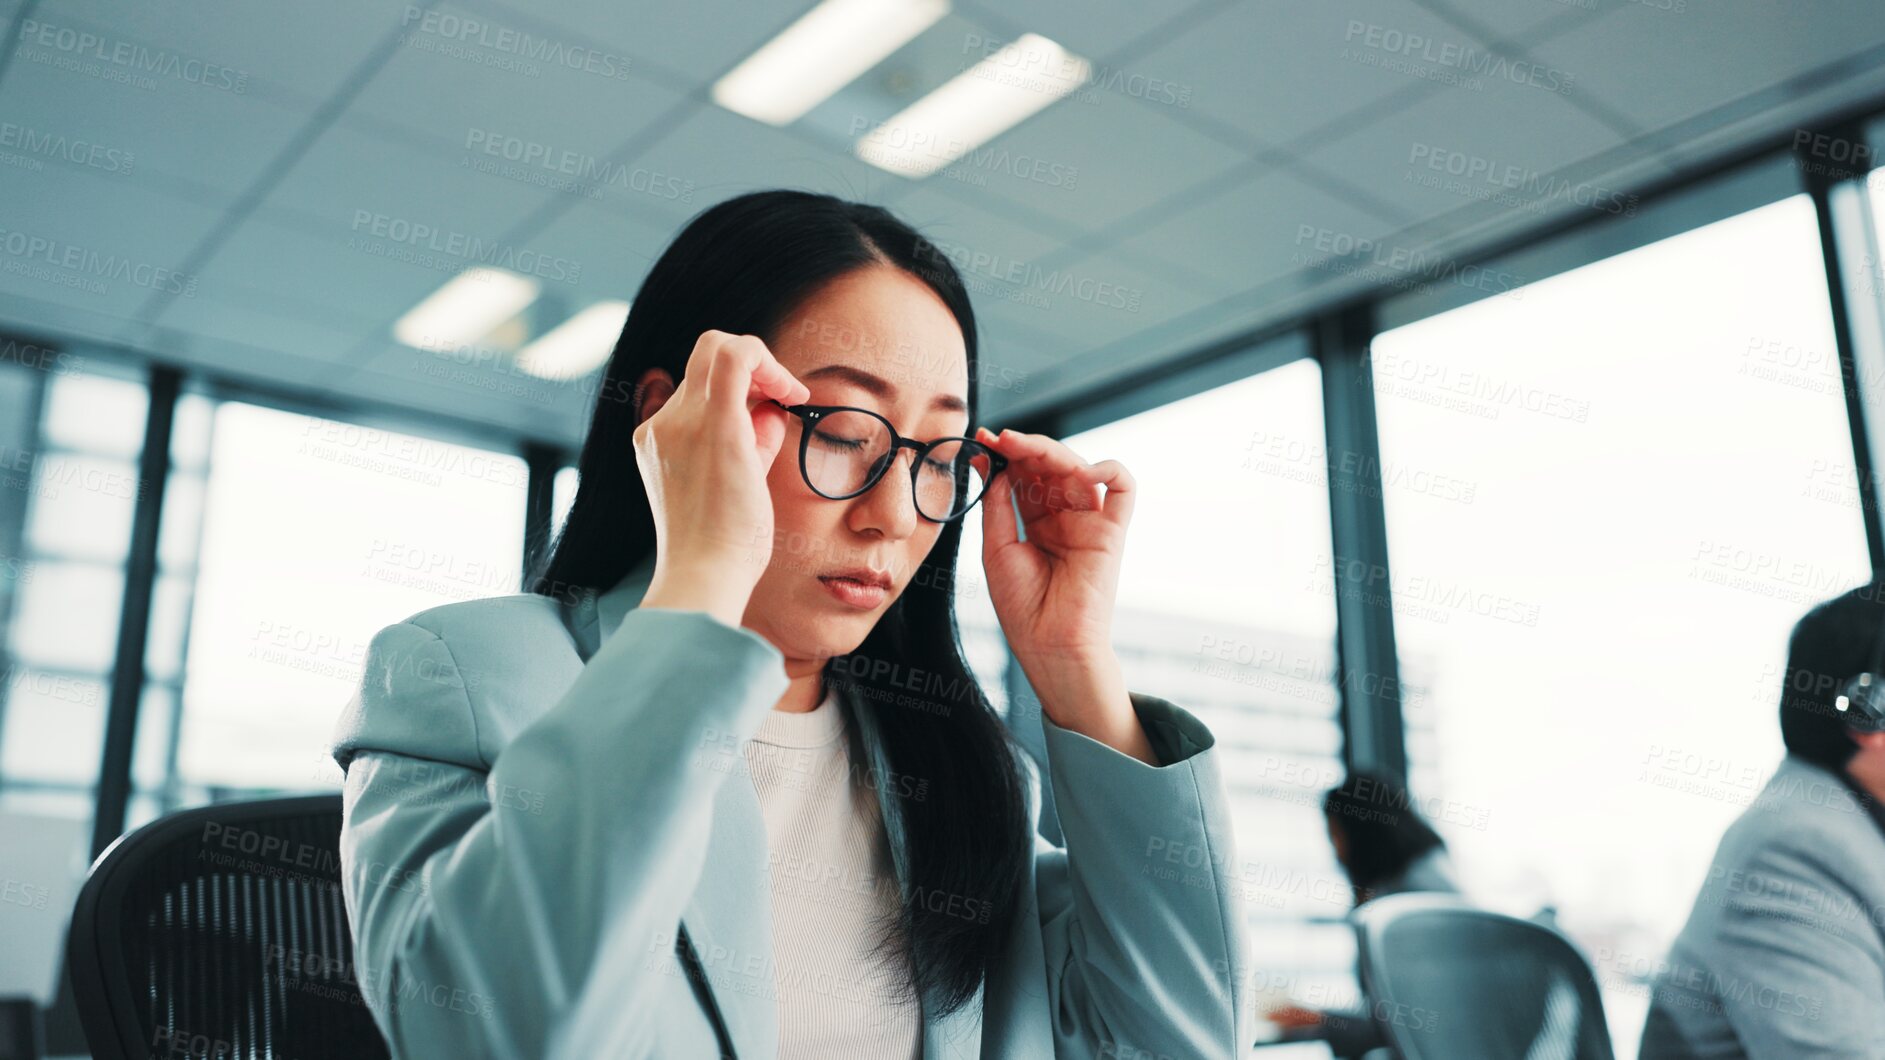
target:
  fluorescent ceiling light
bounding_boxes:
[713,0,949,126]
[516,300,631,380]
[394,268,541,352]
[855,32,1089,178]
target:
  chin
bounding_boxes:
[770,605,877,660]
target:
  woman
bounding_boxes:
[328,190,1252,1059]
[1267,771,1461,1057]
[1323,770,1460,908]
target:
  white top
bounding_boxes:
[742,683,922,1059]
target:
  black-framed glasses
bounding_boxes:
[768,400,1008,523]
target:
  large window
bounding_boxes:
[1063,353,1359,1043]
[166,402,529,803]
[1372,194,1871,1057]
[0,368,146,816]
[0,362,148,1007]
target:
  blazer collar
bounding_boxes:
[572,556,986,1057]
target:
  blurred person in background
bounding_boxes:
[1640,580,1885,1059]
[1266,771,1462,1058]
[327,190,1253,1059]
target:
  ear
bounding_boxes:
[633,368,677,427]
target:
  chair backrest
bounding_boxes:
[1353,893,1615,1060]
[66,795,390,1060]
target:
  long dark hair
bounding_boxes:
[1323,770,1445,900]
[527,189,1032,1017]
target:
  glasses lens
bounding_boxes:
[804,409,892,497]
[914,439,994,522]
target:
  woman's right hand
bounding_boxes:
[634,330,809,628]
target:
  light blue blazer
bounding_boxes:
[328,553,1254,1058]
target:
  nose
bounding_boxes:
[849,446,921,539]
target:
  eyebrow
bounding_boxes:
[801,364,968,414]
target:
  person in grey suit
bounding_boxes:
[1639,580,1885,1059]
[329,190,1253,1059]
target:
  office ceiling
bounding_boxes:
[3,0,1884,445]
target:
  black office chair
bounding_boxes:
[1353,893,1615,1060]
[66,795,390,1060]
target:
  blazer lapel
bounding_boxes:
[581,557,780,1060]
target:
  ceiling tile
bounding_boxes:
[885,186,1078,276]
[319,199,677,395]
[976,312,1079,394]
[1116,168,1395,297]
[1413,0,1597,45]
[508,200,676,304]
[1530,0,1885,135]
[973,248,1228,357]
[955,0,1222,62]
[617,104,908,231]
[0,52,310,196]
[1298,73,1632,225]
[259,122,559,246]
[939,85,1248,232]
[0,167,223,324]
[483,0,810,83]
[21,0,393,103]
[336,337,594,442]
[139,295,372,388]
[347,2,688,163]
[156,212,422,344]
[1131,0,1477,149]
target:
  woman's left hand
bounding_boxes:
[972,428,1155,762]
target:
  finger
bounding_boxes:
[748,340,810,406]
[974,433,1020,553]
[706,335,807,422]
[985,430,1104,515]
[703,334,761,420]
[1082,459,1136,526]
[987,429,1089,479]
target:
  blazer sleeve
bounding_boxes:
[1708,835,1885,1058]
[328,606,790,1059]
[1032,690,1254,1059]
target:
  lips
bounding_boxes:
[818,566,892,590]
